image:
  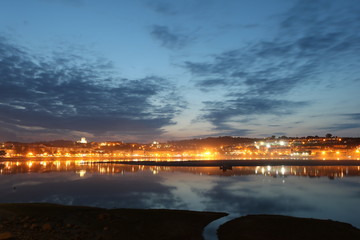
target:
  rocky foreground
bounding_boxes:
[1,204,360,240]
[0,203,226,240]
[218,215,360,240]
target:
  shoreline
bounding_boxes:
[1,203,360,240]
[112,159,360,167]
[0,203,226,240]
[2,158,360,167]
[218,215,360,240]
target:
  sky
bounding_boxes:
[0,0,360,142]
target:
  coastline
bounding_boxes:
[0,203,226,240]
[112,159,360,167]
[2,158,360,167]
[218,215,360,240]
[1,203,360,240]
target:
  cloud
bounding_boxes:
[147,1,178,15]
[183,0,360,132]
[195,78,229,92]
[192,129,253,139]
[319,113,360,132]
[218,23,260,30]
[147,0,214,17]
[0,36,186,141]
[323,123,360,131]
[150,25,190,49]
[201,98,308,134]
[270,132,288,136]
[196,79,227,88]
[343,113,360,121]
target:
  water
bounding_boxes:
[203,214,237,240]
[1,160,360,233]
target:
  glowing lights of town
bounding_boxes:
[1,137,360,160]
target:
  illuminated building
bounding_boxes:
[77,137,88,144]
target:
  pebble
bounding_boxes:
[42,223,52,231]
[30,223,38,230]
[98,213,107,220]
[0,232,14,240]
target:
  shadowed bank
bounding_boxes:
[1,204,360,240]
[218,215,360,240]
[0,203,226,240]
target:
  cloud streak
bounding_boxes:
[201,98,308,133]
[0,36,185,141]
[183,0,360,133]
[150,25,190,49]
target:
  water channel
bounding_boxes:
[1,159,360,239]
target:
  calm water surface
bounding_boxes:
[1,159,360,228]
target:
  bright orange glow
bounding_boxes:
[1,136,358,160]
[204,151,212,156]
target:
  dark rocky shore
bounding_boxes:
[218,215,360,240]
[1,204,360,240]
[0,203,226,240]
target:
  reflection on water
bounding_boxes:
[1,159,360,229]
[1,159,360,178]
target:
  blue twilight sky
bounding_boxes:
[0,0,360,142]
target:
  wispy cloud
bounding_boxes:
[322,123,360,131]
[183,0,360,132]
[321,113,360,131]
[201,98,308,133]
[147,0,214,17]
[343,113,360,121]
[150,25,190,49]
[147,1,178,16]
[0,36,186,141]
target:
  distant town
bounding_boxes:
[1,134,360,160]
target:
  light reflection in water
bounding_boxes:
[1,160,360,178]
[0,159,360,229]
